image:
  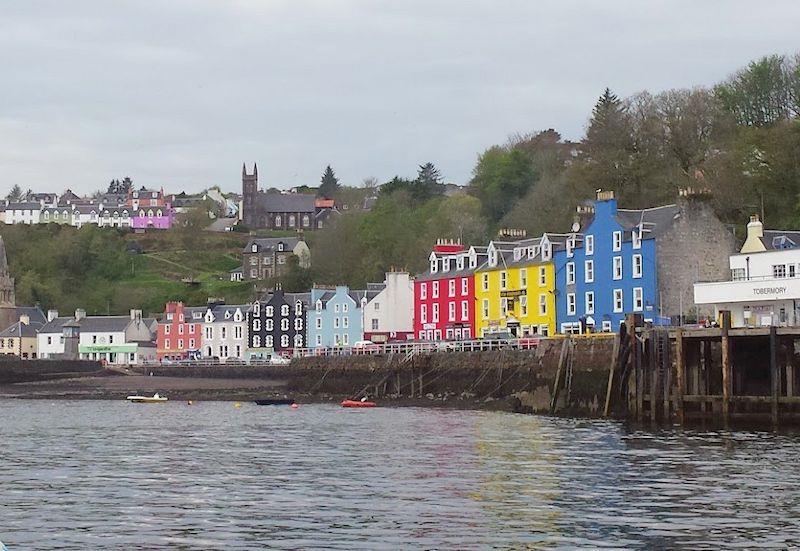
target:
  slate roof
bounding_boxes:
[615,204,681,239]
[760,230,800,250]
[243,237,301,253]
[38,316,72,334]
[0,320,43,338]
[75,316,133,333]
[17,307,46,326]
[416,251,489,282]
[6,201,41,210]
[286,292,311,306]
[206,304,248,322]
[258,193,316,213]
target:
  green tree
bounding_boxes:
[6,184,22,202]
[318,165,340,199]
[469,146,537,222]
[714,55,792,127]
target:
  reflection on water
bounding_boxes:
[1,400,799,549]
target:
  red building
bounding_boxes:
[127,186,167,209]
[413,240,487,341]
[156,301,204,360]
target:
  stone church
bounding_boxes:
[0,235,46,333]
[240,164,336,231]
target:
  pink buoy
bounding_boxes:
[291,403,299,409]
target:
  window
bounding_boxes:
[294,335,303,347]
[539,267,546,286]
[432,281,439,298]
[281,334,290,348]
[47,336,52,345]
[520,269,527,288]
[613,231,622,251]
[421,304,428,323]
[632,229,641,249]
[567,293,576,316]
[165,339,170,349]
[539,294,547,316]
[613,256,623,280]
[189,339,195,348]
[266,336,273,348]
[482,273,489,291]
[165,325,171,335]
[542,242,551,260]
[773,264,787,278]
[614,289,624,313]
[520,296,528,316]
[461,300,468,320]
[234,326,242,339]
[432,303,439,322]
[443,258,451,272]
[334,317,340,329]
[334,304,340,314]
[449,279,456,297]
[566,238,574,257]
[585,235,594,255]
[566,262,575,285]
[302,215,310,227]
[254,319,261,331]
[457,257,464,270]
[482,299,489,319]
[295,301,303,315]
[315,317,322,329]
[281,318,289,331]
[220,327,227,339]
[585,291,595,315]
[420,283,427,300]
[372,319,379,331]
[281,304,289,317]
[731,268,746,281]
[585,260,594,283]
[342,303,349,313]
[501,298,508,316]
[189,324,195,334]
[791,265,797,278]
[342,334,349,346]
[633,254,643,278]
[253,335,261,347]
[449,302,456,321]
[265,319,273,331]
[178,339,183,349]
[342,317,349,329]
[633,287,643,311]
[431,259,438,273]
[461,278,468,296]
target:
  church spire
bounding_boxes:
[253,163,258,178]
[0,235,9,278]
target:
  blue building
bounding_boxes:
[307,286,381,348]
[555,190,671,333]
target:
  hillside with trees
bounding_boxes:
[3,51,799,314]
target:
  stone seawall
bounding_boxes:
[0,359,103,384]
[1,337,616,416]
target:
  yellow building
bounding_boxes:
[0,315,42,359]
[475,238,556,337]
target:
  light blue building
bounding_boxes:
[555,190,670,333]
[307,286,381,348]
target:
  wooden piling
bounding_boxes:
[603,334,620,417]
[649,332,658,422]
[721,310,732,425]
[770,326,779,427]
[550,337,570,414]
[675,327,685,425]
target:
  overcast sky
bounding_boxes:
[1,1,798,195]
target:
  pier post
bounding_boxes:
[675,327,685,425]
[630,315,643,422]
[770,326,779,427]
[721,310,732,426]
[603,334,620,417]
[649,332,658,422]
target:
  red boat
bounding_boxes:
[341,399,377,408]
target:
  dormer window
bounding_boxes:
[251,244,258,253]
[431,259,438,274]
[443,258,451,272]
[278,242,285,252]
[566,238,574,257]
[457,257,464,270]
[225,310,231,319]
[514,249,521,261]
[469,256,477,269]
[316,300,323,312]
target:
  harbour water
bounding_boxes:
[1,400,799,549]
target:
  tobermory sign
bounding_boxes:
[500,290,525,298]
[754,286,788,296]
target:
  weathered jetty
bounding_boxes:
[608,311,800,427]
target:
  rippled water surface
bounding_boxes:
[1,400,799,549]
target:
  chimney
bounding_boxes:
[20,314,30,325]
[47,309,59,322]
[130,309,142,321]
[75,309,86,322]
[596,189,615,202]
[747,214,763,239]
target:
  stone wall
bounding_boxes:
[658,197,737,322]
[0,359,102,384]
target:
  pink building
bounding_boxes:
[126,187,175,230]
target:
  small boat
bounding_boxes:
[341,399,377,408]
[254,398,296,406]
[127,393,168,403]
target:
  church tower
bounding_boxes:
[0,235,17,331]
[242,163,258,228]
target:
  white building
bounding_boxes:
[362,271,414,342]
[694,215,800,327]
[38,309,157,364]
[4,202,41,225]
[201,304,248,361]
